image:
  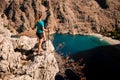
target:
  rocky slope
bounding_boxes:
[0,19,59,80]
[0,0,120,36]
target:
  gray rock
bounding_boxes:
[0,24,59,80]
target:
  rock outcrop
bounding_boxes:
[0,20,59,80]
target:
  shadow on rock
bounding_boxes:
[65,69,81,80]
[14,48,35,61]
[55,74,65,80]
[72,44,120,80]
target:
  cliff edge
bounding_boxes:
[0,20,59,80]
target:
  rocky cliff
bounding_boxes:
[0,0,120,36]
[0,19,59,80]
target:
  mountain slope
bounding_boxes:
[0,0,120,36]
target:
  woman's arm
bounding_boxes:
[42,27,48,32]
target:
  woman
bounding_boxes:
[34,12,48,55]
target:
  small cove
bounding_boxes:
[53,34,110,57]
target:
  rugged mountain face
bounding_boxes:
[0,0,120,35]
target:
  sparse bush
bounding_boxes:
[104,29,120,40]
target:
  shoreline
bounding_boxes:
[89,33,120,45]
[52,32,120,45]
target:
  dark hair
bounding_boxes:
[34,11,42,23]
[38,11,42,19]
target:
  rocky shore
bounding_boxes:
[54,34,120,80]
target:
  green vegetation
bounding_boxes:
[104,29,120,40]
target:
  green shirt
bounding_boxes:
[36,20,44,33]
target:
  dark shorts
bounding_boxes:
[36,32,44,39]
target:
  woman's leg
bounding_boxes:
[38,38,43,54]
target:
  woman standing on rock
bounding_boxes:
[34,11,48,55]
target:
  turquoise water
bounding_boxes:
[53,34,110,56]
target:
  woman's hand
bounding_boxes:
[42,27,48,32]
[45,29,48,32]
[43,28,48,32]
